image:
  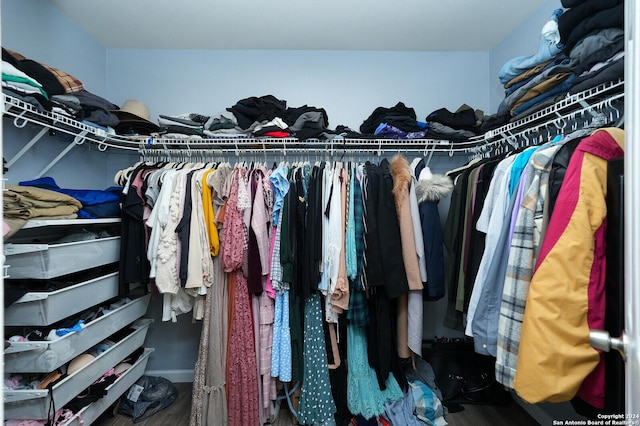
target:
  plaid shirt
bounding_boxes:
[345,166,357,280]
[496,144,560,388]
[4,48,84,94]
[44,64,84,94]
[347,167,369,327]
[270,213,288,291]
[359,165,370,291]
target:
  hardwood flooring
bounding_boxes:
[92,382,192,426]
[92,383,541,426]
[444,401,540,426]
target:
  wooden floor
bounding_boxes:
[445,401,540,426]
[93,382,192,426]
[93,383,540,426]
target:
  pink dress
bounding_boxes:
[223,169,259,426]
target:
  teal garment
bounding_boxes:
[508,146,537,196]
[346,325,403,419]
[298,293,337,424]
[2,74,48,98]
[346,166,357,280]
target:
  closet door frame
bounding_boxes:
[625,0,640,416]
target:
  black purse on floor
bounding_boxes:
[425,338,512,409]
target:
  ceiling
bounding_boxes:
[47,0,547,51]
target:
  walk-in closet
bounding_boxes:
[2,0,638,425]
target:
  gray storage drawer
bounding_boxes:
[58,348,154,426]
[4,271,120,326]
[4,318,152,420]
[5,236,120,279]
[5,293,151,373]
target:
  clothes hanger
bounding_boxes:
[424,144,436,168]
[608,99,625,128]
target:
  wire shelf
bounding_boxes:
[3,78,625,161]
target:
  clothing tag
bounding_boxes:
[127,384,144,402]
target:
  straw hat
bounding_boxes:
[112,99,159,133]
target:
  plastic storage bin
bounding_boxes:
[58,348,154,426]
[4,236,121,279]
[4,271,120,326]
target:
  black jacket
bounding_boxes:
[562,3,624,53]
[364,160,408,299]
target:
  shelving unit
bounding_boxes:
[3,218,152,424]
[5,320,152,420]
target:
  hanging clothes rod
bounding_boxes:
[140,87,625,162]
[138,139,463,159]
[137,145,465,163]
[135,79,626,158]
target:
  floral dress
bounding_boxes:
[297,293,337,425]
[222,169,259,426]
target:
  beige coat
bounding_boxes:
[389,155,423,291]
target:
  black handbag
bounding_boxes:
[425,338,511,408]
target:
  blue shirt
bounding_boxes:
[269,166,290,224]
[499,9,564,85]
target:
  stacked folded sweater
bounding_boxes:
[498,9,575,119]
[496,2,624,120]
[559,0,625,95]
